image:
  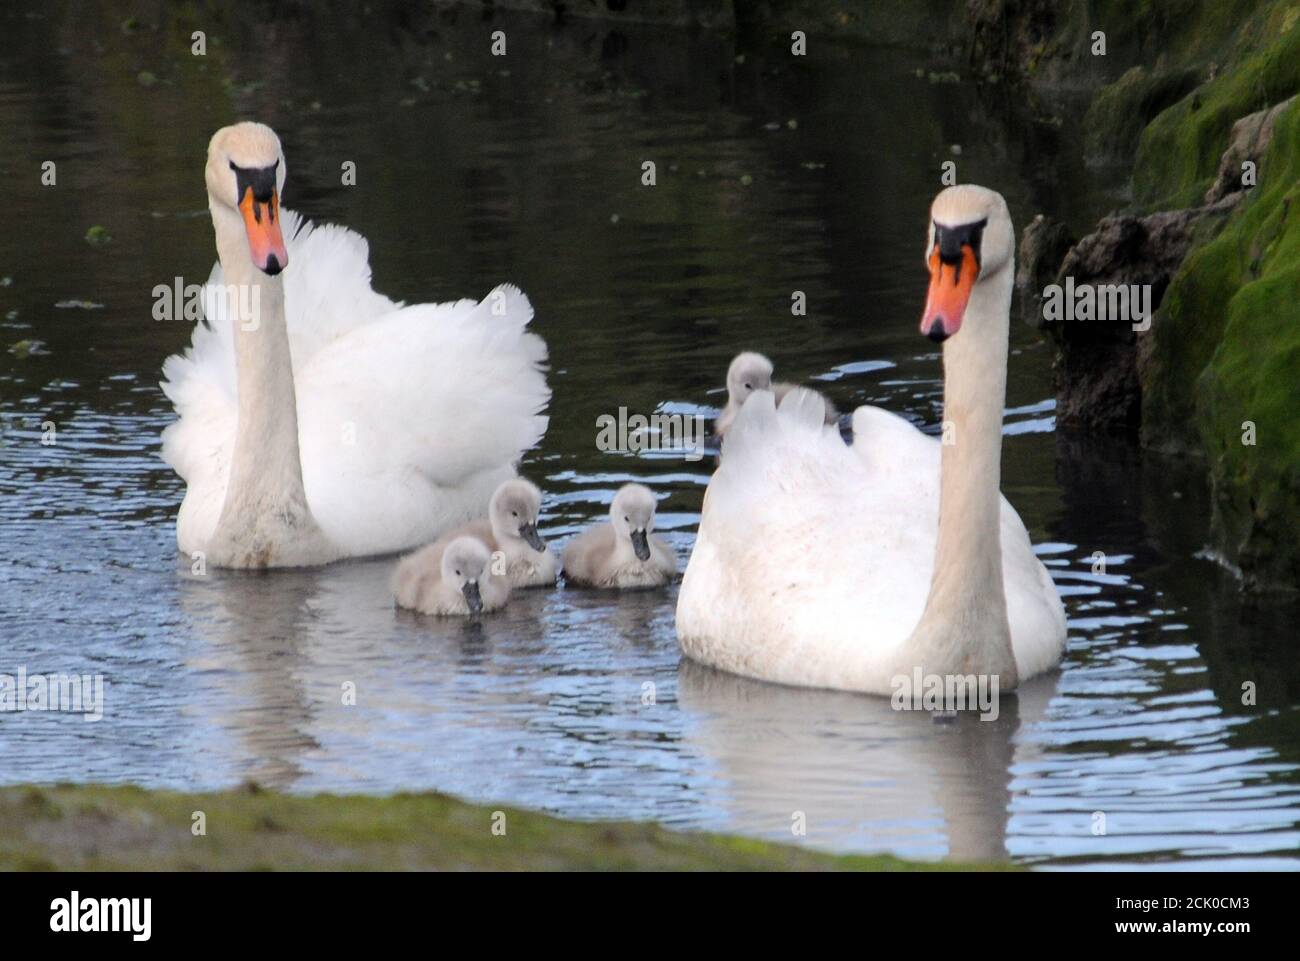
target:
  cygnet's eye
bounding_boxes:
[743,382,752,390]
[624,515,630,523]
[455,569,461,576]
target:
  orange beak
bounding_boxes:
[920,244,978,342]
[238,186,288,275]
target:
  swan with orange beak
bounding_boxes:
[163,122,550,569]
[676,184,1066,695]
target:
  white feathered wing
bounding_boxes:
[160,208,549,559]
[676,390,1064,693]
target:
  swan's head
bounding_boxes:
[206,122,289,276]
[441,536,493,614]
[920,185,1012,343]
[726,352,774,407]
[490,478,546,552]
[610,483,658,562]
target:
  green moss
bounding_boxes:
[1084,64,1202,160]
[1195,105,1300,586]
[1144,90,1300,588]
[1133,6,1300,209]
[0,784,1002,872]
[1056,0,1300,589]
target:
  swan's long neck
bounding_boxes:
[206,201,328,567]
[904,262,1018,685]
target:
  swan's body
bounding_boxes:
[562,484,677,589]
[398,478,556,589]
[393,536,510,616]
[160,123,548,568]
[677,186,1066,694]
[714,351,837,441]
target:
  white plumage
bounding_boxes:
[677,391,1065,693]
[161,206,549,561]
[679,186,1067,694]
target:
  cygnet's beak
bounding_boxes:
[462,580,483,614]
[630,529,651,562]
[519,522,546,553]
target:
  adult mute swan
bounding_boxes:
[161,122,549,568]
[677,185,1066,694]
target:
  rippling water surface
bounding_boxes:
[1,2,1298,868]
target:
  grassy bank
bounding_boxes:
[0,784,997,871]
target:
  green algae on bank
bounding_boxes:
[968,0,1300,590]
[1133,11,1300,211]
[0,784,1005,871]
[1132,14,1300,590]
[1160,104,1300,589]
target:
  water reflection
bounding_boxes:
[678,660,1060,863]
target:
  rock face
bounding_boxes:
[978,1,1300,591]
[1025,201,1237,432]
[1204,95,1297,204]
[1015,215,1074,327]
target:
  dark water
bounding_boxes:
[1,3,1298,868]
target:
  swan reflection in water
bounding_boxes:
[675,657,1060,863]
[174,551,1061,864]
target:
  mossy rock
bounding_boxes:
[1145,98,1300,589]
[1133,11,1300,209]
[1197,103,1300,589]
[1084,64,1203,162]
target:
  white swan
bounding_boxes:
[714,351,838,441]
[562,484,677,589]
[677,185,1066,694]
[160,122,549,568]
[393,535,510,616]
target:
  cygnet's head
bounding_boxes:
[440,536,493,613]
[610,483,658,562]
[725,352,774,408]
[205,122,289,275]
[490,478,546,552]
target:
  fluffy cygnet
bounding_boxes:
[561,483,677,589]
[393,535,510,616]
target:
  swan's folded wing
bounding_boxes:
[998,500,1069,678]
[680,389,1065,688]
[294,284,549,555]
[277,208,411,362]
[159,264,238,548]
[681,391,924,686]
